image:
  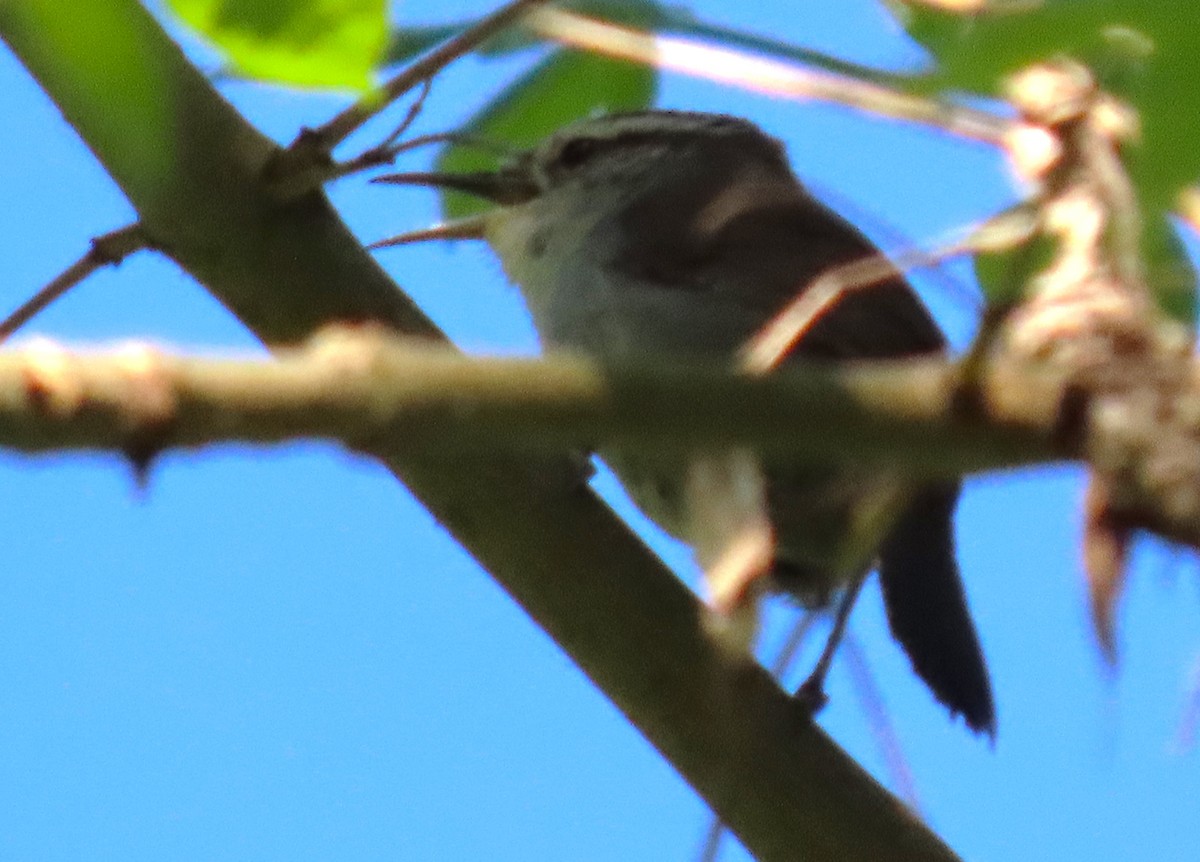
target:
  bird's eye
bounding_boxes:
[556,137,600,170]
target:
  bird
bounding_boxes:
[373,110,995,736]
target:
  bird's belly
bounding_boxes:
[522,254,896,604]
[531,268,762,360]
[602,447,892,606]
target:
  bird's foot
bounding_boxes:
[792,676,829,719]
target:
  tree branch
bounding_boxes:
[0,223,148,341]
[267,0,555,198]
[0,334,1061,478]
[0,2,975,860]
[527,7,1013,145]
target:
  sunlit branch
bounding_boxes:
[527,7,1013,145]
[0,331,1063,476]
[740,236,981,373]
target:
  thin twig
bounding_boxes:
[267,0,554,198]
[368,215,488,250]
[318,81,436,183]
[0,224,147,343]
[527,7,1013,145]
[738,205,1042,374]
[318,0,553,148]
[379,79,434,151]
[843,633,923,814]
[740,236,980,373]
[328,132,515,186]
[1173,652,1200,754]
[810,182,985,316]
[736,194,1040,377]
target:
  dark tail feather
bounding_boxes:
[878,483,995,737]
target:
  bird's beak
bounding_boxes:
[368,215,488,251]
[371,168,539,205]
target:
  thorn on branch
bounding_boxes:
[1083,474,1132,667]
[17,338,178,488]
[102,342,179,494]
[125,440,161,497]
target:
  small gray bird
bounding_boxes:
[375,110,995,736]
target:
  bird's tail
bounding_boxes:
[877,482,996,738]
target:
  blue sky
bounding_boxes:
[1,1,1198,860]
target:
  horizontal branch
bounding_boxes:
[0,332,1066,475]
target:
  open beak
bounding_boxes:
[370,165,538,251]
[371,168,539,205]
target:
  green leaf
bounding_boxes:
[973,226,1058,307]
[1143,216,1198,323]
[1127,27,1200,213]
[435,48,657,219]
[167,0,386,92]
[886,0,1200,314]
[887,1,1131,93]
[886,1,1200,205]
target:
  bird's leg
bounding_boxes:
[794,571,869,714]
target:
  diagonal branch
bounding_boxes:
[0,2,969,860]
[527,7,1013,144]
[0,224,148,341]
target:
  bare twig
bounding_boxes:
[740,237,980,373]
[302,84,440,186]
[843,633,923,814]
[738,206,1043,375]
[379,78,434,151]
[327,131,515,187]
[368,216,488,249]
[320,0,553,148]
[0,224,148,343]
[1174,653,1200,753]
[267,0,554,197]
[526,7,1013,145]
